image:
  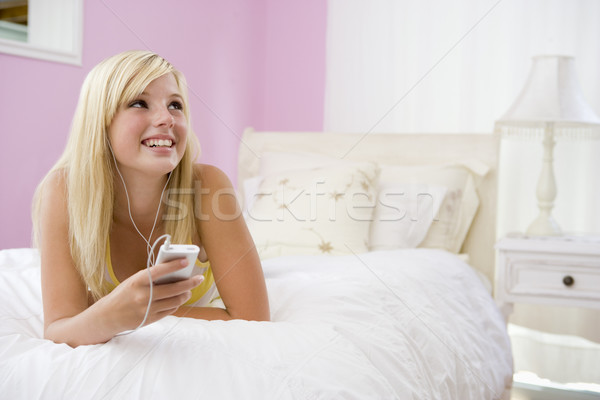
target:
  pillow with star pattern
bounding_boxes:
[245,162,380,259]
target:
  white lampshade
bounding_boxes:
[497,55,600,130]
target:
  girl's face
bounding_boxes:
[108,73,188,178]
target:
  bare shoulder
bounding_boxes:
[39,169,69,219]
[37,169,70,250]
[193,163,233,190]
[44,168,67,191]
[193,163,241,222]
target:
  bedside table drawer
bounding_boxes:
[495,235,600,316]
[508,261,600,301]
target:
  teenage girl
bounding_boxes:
[33,50,270,347]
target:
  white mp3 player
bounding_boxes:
[153,244,200,284]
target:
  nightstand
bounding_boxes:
[494,234,600,320]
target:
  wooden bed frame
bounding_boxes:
[238,128,500,283]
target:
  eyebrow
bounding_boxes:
[138,92,183,100]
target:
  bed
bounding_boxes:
[0,129,513,399]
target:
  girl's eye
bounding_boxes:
[129,100,147,108]
[169,101,183,111]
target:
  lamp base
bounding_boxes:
[526,213,562,236]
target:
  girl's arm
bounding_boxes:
[179,164,270,321]
[40,172,201,347]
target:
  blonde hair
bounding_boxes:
[32,50,200,300]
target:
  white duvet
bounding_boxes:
[0,248,512,399]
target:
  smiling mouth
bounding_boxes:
[143,139,173,148]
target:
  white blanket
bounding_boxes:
[0,248,512,399]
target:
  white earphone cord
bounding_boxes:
[109,141,172,262]
[108,141,172,336]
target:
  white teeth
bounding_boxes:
[144,139,173,148]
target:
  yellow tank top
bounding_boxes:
[103,240,219,306]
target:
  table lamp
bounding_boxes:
[495,55,600,236]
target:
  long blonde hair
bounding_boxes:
[32,50,200,300]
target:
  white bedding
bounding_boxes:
[0,247,512,399]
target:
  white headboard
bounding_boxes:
[237,128,500,282]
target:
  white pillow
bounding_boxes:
[377,162,488,253]
[369,183,447,250]
[247,151,489,253]
[245,162,379,259]
[241,151,343,216]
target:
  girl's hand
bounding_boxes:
[102,259,204,333]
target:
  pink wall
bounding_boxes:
[0,1,326,249]
[263,1,326,129]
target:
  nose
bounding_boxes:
[153,107,175,128]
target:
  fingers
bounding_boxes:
[148,258,189,282]
[152,291,193,314]
[130,287,192,327]
[152,275,204,301]
[122,262,204,327]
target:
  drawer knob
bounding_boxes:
[563,275,575,287]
